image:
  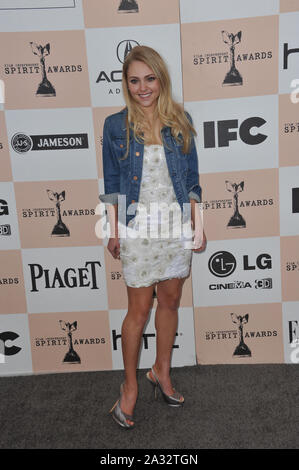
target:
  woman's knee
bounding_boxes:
[127,302,151,326]
[157,292,181,311]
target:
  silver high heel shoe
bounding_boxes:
[146,366,184,407]
[109,383,135,429]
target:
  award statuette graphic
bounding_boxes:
[221,31,243,87]
[118,0,139,13]
[231,313,251,358]
[47,190,70,237]
[225,180,246,229]
[30,42,56,97]
[59,320,81,364]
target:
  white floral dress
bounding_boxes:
[119,145,193,288]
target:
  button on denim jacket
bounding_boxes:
[99,108,202,228]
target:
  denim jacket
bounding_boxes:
[99,108,202,227]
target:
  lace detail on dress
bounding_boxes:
[119,145,192,287]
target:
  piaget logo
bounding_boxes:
[28,261,102,292]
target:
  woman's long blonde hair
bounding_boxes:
[122,45,196,158]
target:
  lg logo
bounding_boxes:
[203,117,267,148]
[208,251,272,278]
[0,199,8,216]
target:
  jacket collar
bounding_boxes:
[121,107,172,137]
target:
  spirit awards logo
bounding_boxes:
[225,181,246,229]
[222,31,243,86]
[231,313,251,357]
[192,29,273,87]
[47,190,70,237]
[30,42,56,97]
[118,0,139,13]
[59,320,81,364]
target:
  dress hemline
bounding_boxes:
[123,269,191,288]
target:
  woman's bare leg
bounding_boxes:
[120,283,156,425]
[149,277,187,399]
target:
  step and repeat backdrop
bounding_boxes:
[0,0,298,376]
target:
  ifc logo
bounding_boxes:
[208,251,237,277]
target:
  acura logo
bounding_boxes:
[117,40,139,63]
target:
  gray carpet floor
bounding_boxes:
[0,363,298,449]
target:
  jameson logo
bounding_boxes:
[28,261,102,292]
[193,29,273,85]
[11,132,88,153]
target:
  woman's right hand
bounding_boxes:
[107,237,120,260]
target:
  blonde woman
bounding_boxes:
[99,46,206,429]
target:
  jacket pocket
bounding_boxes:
[112,137,130,163]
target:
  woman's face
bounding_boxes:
[127,60,160,112]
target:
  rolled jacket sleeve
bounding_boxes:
[99,117,120,205]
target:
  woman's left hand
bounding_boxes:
[192,230,207,253]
